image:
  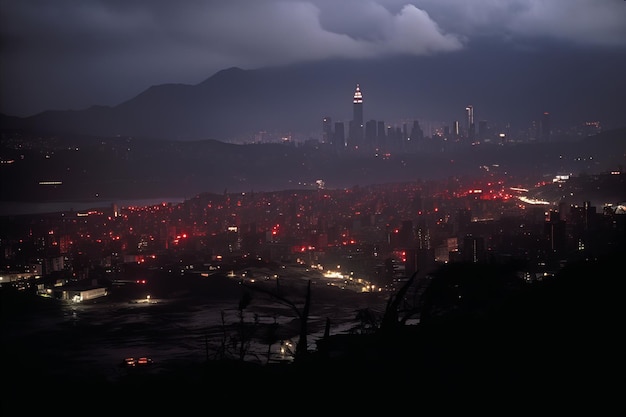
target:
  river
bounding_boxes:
[0,197,186,216]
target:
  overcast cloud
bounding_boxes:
[1,0,625,116]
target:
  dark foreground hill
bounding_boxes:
[3,255,623,417]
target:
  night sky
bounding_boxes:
[1,0,626,127]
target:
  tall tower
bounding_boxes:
[465,105,475,140]
[350,84,364,148]
[465,105,474,128]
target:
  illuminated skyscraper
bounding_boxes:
[465,105,475,140]
[466,105,474,127]
[353,84,363,127]
[349,84,364,148]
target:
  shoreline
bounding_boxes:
[0,197,187,217]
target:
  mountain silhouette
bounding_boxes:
[1,64,360,141]
[2,42,626,141]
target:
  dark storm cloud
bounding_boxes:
[1,0,625,116]
[385,0,626,46]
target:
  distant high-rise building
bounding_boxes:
[349,84,364,148]
[453,120,460,138]
[322,116,332,144]
[456,208,472,236]
[353,84,363,127]
[365,119,377,150]
[478,120,488,140]
[541,112,551,141]
[410,120,424,142]
[466,105,474,127]
[529,120,539,141]
[465,105,475,140]
[333,121,345,150]
[463,234,486,263]
[387,125,402,151]
[377,120,386,149]
[545,209,566,253]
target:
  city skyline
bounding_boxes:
[321,82,583,150]
[1,3,624,414]
[1,1,625,134]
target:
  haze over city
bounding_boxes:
[2,0,626,134]
[1,2,625,416]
